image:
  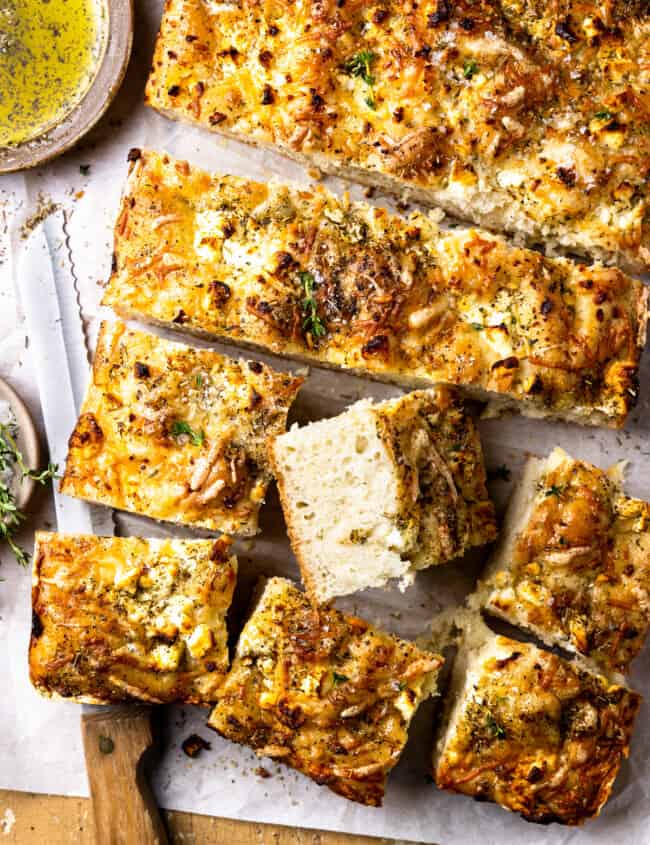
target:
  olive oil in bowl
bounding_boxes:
[0,0,106,148]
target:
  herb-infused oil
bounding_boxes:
[0,0,104,147]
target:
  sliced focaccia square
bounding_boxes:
[60,320,303,535]
[145,2,650,272]
[433,626,641,826]
[208,577,443,807]
[103,150,647,428]
[269,388,496,605]
[481,447,650,676]
[30,532,237,705]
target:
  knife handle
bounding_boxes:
[82,705,169,845]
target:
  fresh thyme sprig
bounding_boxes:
[0,422,58,567]
[170,420,205,447]
[344,50,377,110]
[300,271,327,338]
[344,50,376,85]
[486,712,507,739]
[463,59,479,79]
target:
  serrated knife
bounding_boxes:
[20,213,168,845]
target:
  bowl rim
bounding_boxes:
[0,377,42,511]
[0,0,134,174]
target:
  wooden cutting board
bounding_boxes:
[0,790,417,844]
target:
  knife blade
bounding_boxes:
[19,215,168,845]
[20,214,95,536]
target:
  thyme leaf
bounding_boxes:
[544,484,565,498]
[170,420,205,447]
[486,712,507,739]
[300,271,327,338]
[0,422,58,566]
[463,59,479,79]
[344,50,377,85]
[344,51,378,110]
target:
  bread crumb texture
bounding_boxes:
[270,387,496,604]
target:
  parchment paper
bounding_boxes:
[1,3,649,842]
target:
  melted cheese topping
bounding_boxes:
[485,448,650,675]
[208,577,442,806]
[60,320,302,534]
[374,388,497,564]
[103,151,647,428]
[435,635,640,825]
[145,0,650,271]
[29,532,237,704]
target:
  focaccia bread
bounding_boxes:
[145,1,650,272]
[30,532,237,705]
[433,626,641,826]
[102,151,648,429]
[208,577,443,806]
[60,320,303,535]
[481,447,650,676]
[270,388,496,604]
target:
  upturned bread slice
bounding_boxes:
[269,387,496,604]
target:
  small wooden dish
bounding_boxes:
[0,0,133,174]
[0,378,41,511]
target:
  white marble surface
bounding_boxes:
[0,2,649,843]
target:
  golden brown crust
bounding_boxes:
[484,450,650,675]
[103,150,647,428]
[60,320,303,534]
[374,388,497,564]
[208,577,443,806]
[145,1,650,271]
[434,634,641,825]
[30,532,237,705]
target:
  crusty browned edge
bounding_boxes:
[634,283,649,379]
[144,97,650,277]
[59,480,261,538]
[267,439,326,607]
[28,532,47,697]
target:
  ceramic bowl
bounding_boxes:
[0,0,133,174]
[0,378,42,511]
